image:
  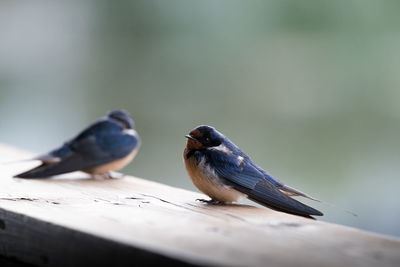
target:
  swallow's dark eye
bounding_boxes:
[205,137,210,143]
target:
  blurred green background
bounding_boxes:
[1,0,399,237]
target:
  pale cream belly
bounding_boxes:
[86,149,138,174]
[184,155,246,203]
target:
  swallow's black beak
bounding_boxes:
[185,135,198,141]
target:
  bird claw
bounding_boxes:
[92,172,124,180]
[196,199,225,205]
[107,172,125,179]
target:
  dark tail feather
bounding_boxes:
[14,153,92,179]
[14,163,55,179]
[248,196,320,219]
[246,180,323,218]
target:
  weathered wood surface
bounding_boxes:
[0,144,399,267]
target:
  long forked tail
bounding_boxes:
[14,153,89,179]
[279,184,357,217]
[14,163,54,179]
[241,180,324,219]
[278,184,321,202]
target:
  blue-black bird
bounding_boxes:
[183,125,323,218]
[14,109,140,179]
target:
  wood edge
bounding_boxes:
[0,207,206,267]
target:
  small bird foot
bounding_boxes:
[92,172,124,180]
[107,172,125,179]
[196,199,225,205]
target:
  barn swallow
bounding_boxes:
[14,109,140,179]
[183,125,323,218]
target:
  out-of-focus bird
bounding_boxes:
[14,109,140,179]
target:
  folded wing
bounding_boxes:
[205,151,323,218]
[15,121,138,178]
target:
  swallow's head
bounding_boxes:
[185,125,225,150]
[107,109,134,129]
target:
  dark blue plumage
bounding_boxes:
[184,125,323,218]
[15,109,140,178]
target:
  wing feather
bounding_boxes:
[15,120,138,178]
[205,150,323,217]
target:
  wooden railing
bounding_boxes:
[0,144,399,267]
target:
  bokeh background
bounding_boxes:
[1,1,399,237]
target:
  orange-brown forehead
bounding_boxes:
[189,129,203,139]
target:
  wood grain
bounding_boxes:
[0,144,399,267]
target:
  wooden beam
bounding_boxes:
[0,144,399,267]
